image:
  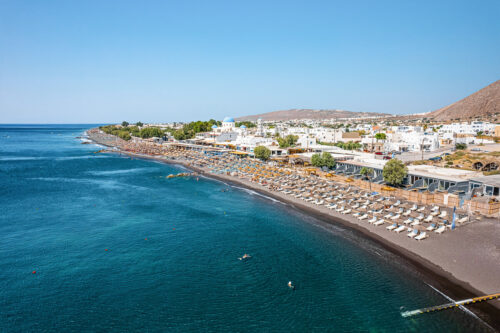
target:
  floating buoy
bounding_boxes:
[32,270,36,274]
[105,249,108,251]
[172,228,175,230]
[145,238,148,240]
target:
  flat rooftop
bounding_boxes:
[471,175,500,187]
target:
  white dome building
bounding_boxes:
[221,117,236,132]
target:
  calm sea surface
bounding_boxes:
[0,125,489,332]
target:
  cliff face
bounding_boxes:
[428,80,500,121]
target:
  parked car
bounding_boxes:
[471,148,481,151]
[375,152,383,155]
[383,156,392,160]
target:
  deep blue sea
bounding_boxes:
[0,125,490,332]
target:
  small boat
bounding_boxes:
[288,281,295,290]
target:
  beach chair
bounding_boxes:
[438,211,447,219]
[415,232,428,241]
[327,204,337,210]
[457,216,468,223]
[407,229,418,238]
[341,209,351,215]
[358,214,368,220]
[415,214,425,221]
[410,204,418,211]
[384,212,393,219]
[430,210,440,217]
[352,212,360,217]
[426,223,436,231]
[403,217,413,225]
[335,206,344,212]
[417,206,425,212]
[386,223,397,231]
[394,225,406,233]
[368,217,377,223]
[431,206,439,212]
[390,214,400,220]
[397,207,404,214]
[410,219,420,226]
[434,226,446,234]
[394,200,401,206]
[403,209,412,216]
[424,215,433,222]
[374,219,385,226]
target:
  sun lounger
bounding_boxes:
[434,226,446,234]
[358,214,368,220]
[438,211,447,218]
[352,212,360,217]
[374,219,385,226]
[386,223,397,231]
[384,212,393,219]
[368,217,377,223]
[341,209,352,215]
[394,200,401,206]
[415,232,428,240]
[335,206,344,212]
[403,217,413,225]
[407,229,418,238]
[457,216,468,223]
[431,206,439,212]
[327,204,337,210]
[417,206,425,212]
[424,215,433,222]
[390,214,400,220]
[403,210,412,216]
[410,204,417,211]
[415,214,424,221]
[430,210,440,216]
[410,219,420,226]
[426,223,436,231]
[394,225,406,233]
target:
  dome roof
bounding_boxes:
[211,124,218,129]
[240,125,246,128]
[223,117,235,123]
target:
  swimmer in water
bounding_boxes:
[288,281,295,290]
[238,253,251,260]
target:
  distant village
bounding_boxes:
[109,115,500,203]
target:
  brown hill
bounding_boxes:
[236,109,388,121]
[428,80,500,121]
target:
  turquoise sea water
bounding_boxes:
[0,125,489,332]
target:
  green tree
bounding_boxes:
[277,134,299,148]
[121,121,129,127]
[375,133,386,141]
[455,143,467,150]
[235,121,256,128]
[360,167,374,191]
[311,153,322,167]
[136,121,143,127]
[139,127,164,138]
[321,152,335,169]
[311,152,335,169]
[254,146,271,161]
[382,159,407,186]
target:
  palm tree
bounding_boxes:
[360,167,374,191]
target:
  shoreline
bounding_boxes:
[87,132,500,329]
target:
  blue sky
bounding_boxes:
[1,0,499,123]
